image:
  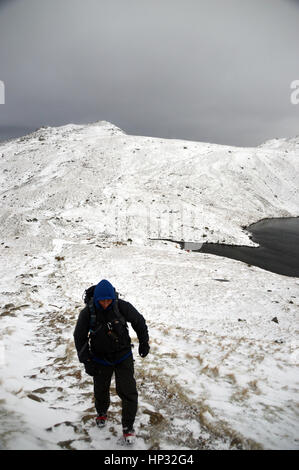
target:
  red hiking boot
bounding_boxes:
[95,414,107,428]
[122,427,136,445]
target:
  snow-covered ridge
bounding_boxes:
[0,121,298,251]
[0,122,298,450]
[259,135,299,150]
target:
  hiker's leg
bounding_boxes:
[115,356,138,429]
[93,364,113,415]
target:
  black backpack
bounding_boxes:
[83,285,128,343]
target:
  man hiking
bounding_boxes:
[73,279,150,444]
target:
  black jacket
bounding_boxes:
[73,299,149,363]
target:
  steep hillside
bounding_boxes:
[0,122,298,450]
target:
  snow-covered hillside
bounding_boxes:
[0,121,298,450]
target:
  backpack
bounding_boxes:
[82,285,128,344]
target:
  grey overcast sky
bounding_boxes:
[0,0,299,146]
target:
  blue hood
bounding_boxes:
[93,279,116,307]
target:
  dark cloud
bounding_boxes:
[0,0,299,146]
[0,0,12,6]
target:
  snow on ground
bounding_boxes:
[0,121,298,450]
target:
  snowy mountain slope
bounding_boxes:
[0,121,298,450]
[1,121,298,249]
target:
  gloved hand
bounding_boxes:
[139,342,150,358]
[84,360,98,376]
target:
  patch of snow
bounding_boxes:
[0,121,298,450]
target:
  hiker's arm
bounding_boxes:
[122,301,149,345]
[73,308,91,363]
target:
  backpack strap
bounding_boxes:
[112,298,127,326]
[88,297,98,333]
[85,285,126,331]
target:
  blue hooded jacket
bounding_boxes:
[74,279,149,364]
[93,279,116,309]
